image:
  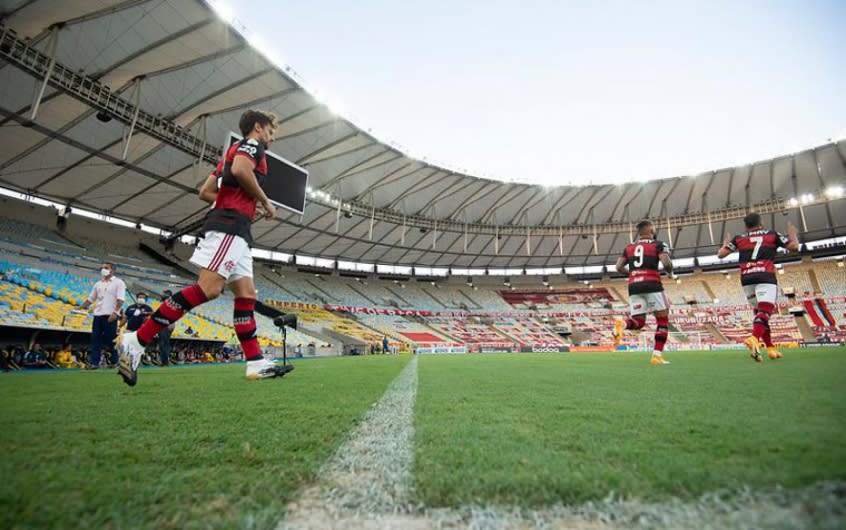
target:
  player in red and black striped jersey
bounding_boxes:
[718,212,799,362]
[612,220,674,365]
[117,110,292,385]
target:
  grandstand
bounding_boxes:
[1,208,845,354]
[0,2,844,529]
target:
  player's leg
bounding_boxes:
[756,284,783,359]
[116,232,232,386]
[761,321,773,347]
[228,254,292,380]
[649,293,670,365]
[613,295,647,345]
[748,288,776,363]
[742,284,765,362]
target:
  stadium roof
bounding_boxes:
[0,0,844,268]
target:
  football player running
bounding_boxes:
[612,220,674,365]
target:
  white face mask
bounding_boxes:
[137,298,146,305]
[101,268,111,277]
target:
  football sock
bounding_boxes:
[625,315,646,330]
[654,316,669,352]
[137,285,207,346]
[234,298,262,362]
[752,302,774,342]
[762,321,774,347]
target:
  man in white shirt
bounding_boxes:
[80,263,126,369]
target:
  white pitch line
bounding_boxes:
[278,356,844,530]
[279,356,423,530]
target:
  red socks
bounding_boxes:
[752,302,774,342]
[655,316,669,352]
[137,284,208,345]
[625,316,646,330]
[234,297,262,361]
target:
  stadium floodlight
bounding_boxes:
[208,0,235,21]
[800,193,814,204]
[321,96,347,118]
[825,186,844,199]
[788,197,799,207]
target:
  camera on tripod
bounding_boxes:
[273,313,297,367]
[273,313,297,329]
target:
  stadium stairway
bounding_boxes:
[138,242,196,278]
[384,285,412,307]
[607,285,628,302]
[807,268,823,294]
[569,329,590,344]
[347,282,380,307]
[456,289,483,310]
[420,286,448,308]
[701,280,717,302]
[794,314,817,342]
[258,272,301,301]
[304,278,336,303]
[705,322,730,343]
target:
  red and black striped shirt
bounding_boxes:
[201,138,268,245]
[621,238,671,294]
[725,229,789,285]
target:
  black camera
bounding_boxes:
[273,313,297,329]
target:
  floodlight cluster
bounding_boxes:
[306,186,343,207]
[787,186,844,207]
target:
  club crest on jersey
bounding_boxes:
[238,144,257,156]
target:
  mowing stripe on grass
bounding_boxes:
[280,356,421,529]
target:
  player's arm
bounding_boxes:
[784,221,800,252]
[230,152,274,218]
[198,172,219,204]
[717,235,735,259]
[658,241,673,275]
[659,253,673,276]
[615,256,628,275]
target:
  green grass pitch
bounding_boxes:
[2,348,845,529]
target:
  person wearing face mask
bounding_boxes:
[79,263,126,369]
[120,292,153,333]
